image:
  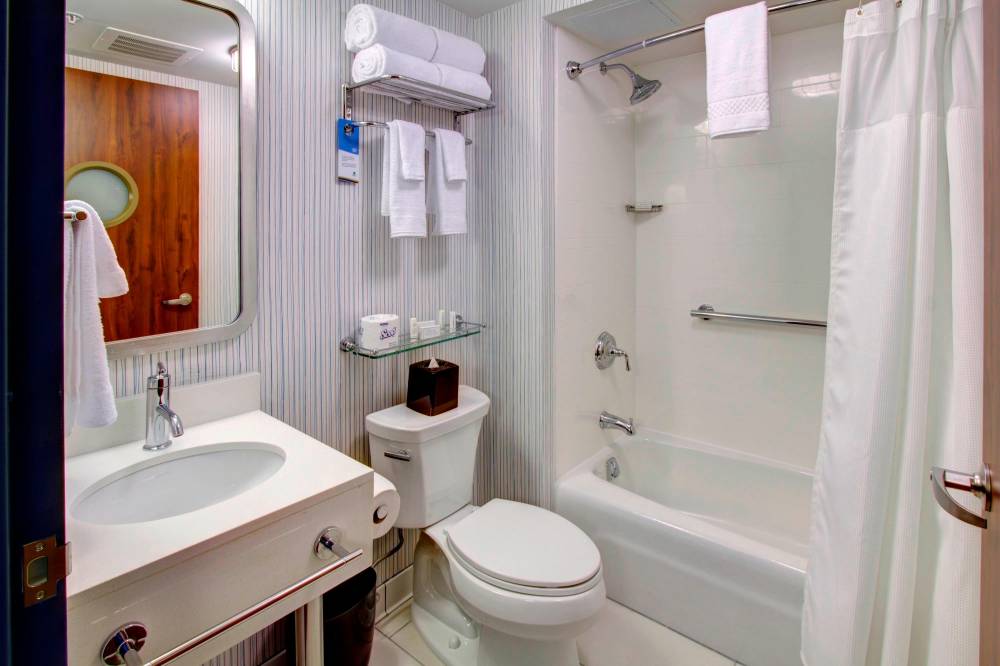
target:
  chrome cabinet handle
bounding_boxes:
[929,464,992,529]
[161,292,193,306]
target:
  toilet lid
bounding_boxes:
[444,499,601,590]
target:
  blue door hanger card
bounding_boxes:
[337,118,360,183]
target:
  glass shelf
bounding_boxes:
[340,323,483,359]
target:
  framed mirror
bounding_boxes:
[64,0,256,358]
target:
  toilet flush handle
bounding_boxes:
[384,449,411,462]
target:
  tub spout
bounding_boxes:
[599,411,634,436]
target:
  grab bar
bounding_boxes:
[690,304,827,329]
[147,547,364,665]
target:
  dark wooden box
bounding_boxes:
[406,359,459,416]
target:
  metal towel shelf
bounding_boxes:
[690,304,827,329]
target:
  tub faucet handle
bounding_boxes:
[595,331,631,372]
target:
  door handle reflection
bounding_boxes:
[161,293,193,307]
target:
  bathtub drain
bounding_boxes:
[606,456,620,480]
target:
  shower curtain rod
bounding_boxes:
[565,0,842,79]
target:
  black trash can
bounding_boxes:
[323,567,377,665]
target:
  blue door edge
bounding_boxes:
[2,0,69,663]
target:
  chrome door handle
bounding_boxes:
[161,292,193,306]
[930,464,992,529]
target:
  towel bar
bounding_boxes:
[690,304,827,328]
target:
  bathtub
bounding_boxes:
[555,432,813,666]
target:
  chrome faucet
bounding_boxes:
[144,362,184,451]
[599,411,634,436]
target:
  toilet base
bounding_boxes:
[412,602,580,666]
[412,602,478,666]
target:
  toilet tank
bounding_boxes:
[366,386,490,529]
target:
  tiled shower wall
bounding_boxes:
[103,0,586,586]
[632,23,842,469]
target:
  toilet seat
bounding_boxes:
[444,499,603,597]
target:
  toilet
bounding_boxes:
[366,385,606,666]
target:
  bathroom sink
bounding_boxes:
[72,442,285,525]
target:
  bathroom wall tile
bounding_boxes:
[377,603,413,639]
[631,22,842,469]
[553,28,637,478]
[385,566,414,614]
[635,134,709,177]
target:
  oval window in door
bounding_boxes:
[64,161,139,228]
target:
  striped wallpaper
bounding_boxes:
[100,0,590,613]
[66,55,241,329]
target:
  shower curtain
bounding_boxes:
[802,1,983,665]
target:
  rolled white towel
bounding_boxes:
[431,27,485,74]
[344,4,487,75]
[436,63,491,101]
[344,4,436,60]
[352,44,442,86]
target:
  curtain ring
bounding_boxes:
[857,0,864,15]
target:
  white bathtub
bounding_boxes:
[555,432,813,666]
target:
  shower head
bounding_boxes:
[600,62,661,105]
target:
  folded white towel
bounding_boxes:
[344,4,487,75]
[63,200,129,435]
[430,27,486,74]
[429,129,467,236]
[704,1,770,138]
[436,63,492,101]
[344,4,437,60]
[380,121,427,238]
[352,45,442,87]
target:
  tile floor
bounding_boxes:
[369,599,739,666]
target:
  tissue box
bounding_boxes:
[407,359,459,416]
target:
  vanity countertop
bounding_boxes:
[65,409,372,608]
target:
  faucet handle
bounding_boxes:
[595,331,631,372]
[147,362,171,396]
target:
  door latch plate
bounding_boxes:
[22,536,71,606]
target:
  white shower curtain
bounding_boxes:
[802,1,983,665]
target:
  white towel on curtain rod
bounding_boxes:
[802,1,983,665]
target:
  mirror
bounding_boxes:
[64,0,256,357]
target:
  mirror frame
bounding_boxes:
[105,0,257,359]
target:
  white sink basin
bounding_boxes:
[72,442,285,525]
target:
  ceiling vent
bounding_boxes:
[92,27,202,66]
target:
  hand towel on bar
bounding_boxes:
[380,120,427,238]
[344,4,486,74]
[704,1,770,138]
[429,128,467,235]
[436,63,492,101]
[352,44,442,87]
[430,27,486,74]
[63,199,128,435]
[344,4,437,60]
